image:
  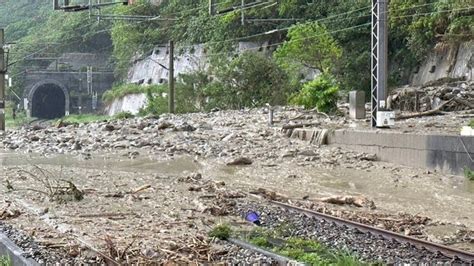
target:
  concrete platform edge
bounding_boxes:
[0,232,39,266]
[289,128,474,175]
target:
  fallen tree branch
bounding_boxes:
[315,195,376,209]
[396,99,454,120]
[281,123,319,130]
[452,97,474,109]
[131,184,152,194]
[77,212,135,218]
[74,236,119,265]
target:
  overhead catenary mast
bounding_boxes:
[371,0,394,128]
[0,29,5,131]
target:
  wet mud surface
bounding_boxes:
[0,109,473,263]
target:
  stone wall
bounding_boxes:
[411,42,473,86]
[105,93,147,116]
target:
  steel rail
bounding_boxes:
[271,201,474,263]
[228,238,294,265]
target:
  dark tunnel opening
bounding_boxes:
[31,84,66,119]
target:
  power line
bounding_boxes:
[102,0,463,42]
[177,4,473,50]
[11,1,366,56]
[6,4,139,65]
[177,5,371,49]
[9,0,147,46]
[194,23,372,58]
[113,4,474,71]
[9,2,473,72]
[18,2,474,54]
[113,21,372,73]
[390,6,473,20]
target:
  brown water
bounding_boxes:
[1,151,472,251]
[2,151,472,227]
[206,161,474,229]
[0,152,200,175]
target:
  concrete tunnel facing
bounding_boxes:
[29,81,69,119]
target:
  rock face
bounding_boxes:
[128,44,208,86]
[411,42,473,86]
[105,93,148,116]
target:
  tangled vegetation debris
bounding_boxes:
[14,166,84,203]
[209,224,232,240]
[464,167,474,181]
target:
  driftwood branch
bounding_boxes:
[452,97,474,109]
[77,212,135,218]
[396,99,454,120]
[74,236,119,266]
[281,123,319,130]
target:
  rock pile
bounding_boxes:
[0,109,363,166]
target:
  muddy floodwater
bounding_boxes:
[1,150,473,251]
[2,151,473,227]
[1,109,473,263]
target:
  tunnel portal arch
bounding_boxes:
[29,80,70,119]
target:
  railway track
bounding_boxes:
[270,200,474,263]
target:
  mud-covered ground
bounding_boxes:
[0,108,473,264]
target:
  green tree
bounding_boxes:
[274,21,342,89]
[290,74,340,113]
[176,70,212,112]
[275,21,342,72]
[111,0,164,78]
[209,52,290,109]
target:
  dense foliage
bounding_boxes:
[120,52,290,114]
[206,52,290,109]
[290,74,340,113]
[275,22,342,74]
[1,0,472,112]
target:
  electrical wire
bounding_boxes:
[185,23,371,58]
[112,4,474,71]
[177,5,371,49]
[113,21,372,72]
[8,2,473,70]
[390,6,473,20]
[177,4,473,50]
[8,0,147,46]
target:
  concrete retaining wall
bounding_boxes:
[0,233,38,266]
[411,41,473,86]
[105,93,148,116]
[289,128,474,175]
[327,130,474,175]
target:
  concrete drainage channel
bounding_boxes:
[0,233,38,266]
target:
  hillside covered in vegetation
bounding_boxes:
[1,0,472,113]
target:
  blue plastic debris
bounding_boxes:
[245,211,261,226]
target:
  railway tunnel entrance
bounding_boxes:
[30,82,68,119]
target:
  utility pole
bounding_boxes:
[78,75,83,115]
[209,0,215,15]
[371,0,389,127]
[241,0,245,25]
[0,29,5,131]
[168,41,175,114]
